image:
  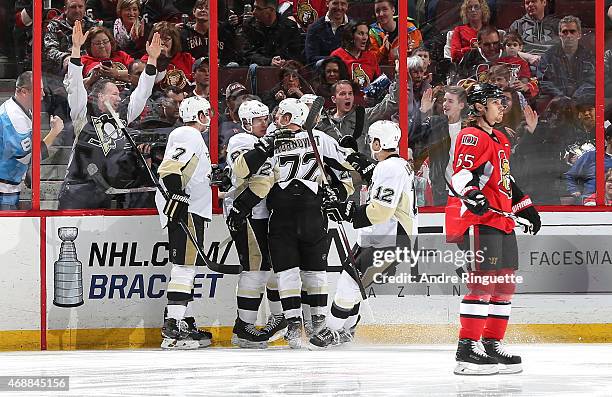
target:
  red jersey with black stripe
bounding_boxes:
[445,126,515,241]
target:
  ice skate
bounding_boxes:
[182,317,212,348]
[161,318,200,350]
[481,338,522,374]
[232,318,268,349]
[311,314,326,335]
[261,314,287,342]
[284,318,303,349]
[454,338,499,375]
[308,326,353,350]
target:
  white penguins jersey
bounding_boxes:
[358,156,418,248]
[224,132,271,219]
[155,125,212,228]
[271,129,352,194]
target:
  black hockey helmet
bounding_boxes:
[466,83,506,115]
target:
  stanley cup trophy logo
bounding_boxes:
[53,227,84,307]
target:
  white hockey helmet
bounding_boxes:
[277,98,309,127]
[238,100,269,125]
[179,96,211,126]
[367,120,401,158]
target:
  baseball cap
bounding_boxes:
[192,57,209,73]
[225,82,248,99]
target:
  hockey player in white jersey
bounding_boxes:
[156,96,213,350]
[227,98,354,348]
[310,120,418,349]
[224,99,287,348]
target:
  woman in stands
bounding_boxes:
[450,0,491,63]
[330,20,380,91]
[262,60,310,109]
[82,26,134,89]
[313,56,350,108]
[113,0,146,57]
[141,21,195,92]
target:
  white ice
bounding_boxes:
[1,344,612,396]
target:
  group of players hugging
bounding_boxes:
[144,56,540,375]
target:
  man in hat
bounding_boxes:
[188,56,210,99]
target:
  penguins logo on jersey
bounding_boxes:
[498,150,512,199]
[88,114,125,156]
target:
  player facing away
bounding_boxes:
[224,99,287,348]
[227,98,354,348]
[445,83,541,375]
[311,120,418,349]
[156,96,214,350]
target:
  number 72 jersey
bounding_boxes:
[270,129,353,194]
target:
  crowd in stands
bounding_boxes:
[0,0,611,209]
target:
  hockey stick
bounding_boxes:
[87,163,157,194]
[103,101,243,275]
[444,177,534,232]
[303,96,368,301]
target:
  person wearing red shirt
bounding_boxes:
[81,26,134,89]
[497,32,539,98]
[141,21,195,91]
[446,83,540,376]
[450,0,491,63]
[330,20,380,90]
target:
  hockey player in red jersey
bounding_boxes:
[445,83,541,375]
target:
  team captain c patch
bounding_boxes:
[461,134,478,146]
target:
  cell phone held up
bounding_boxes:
[101,60,112,68]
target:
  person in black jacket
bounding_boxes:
[304,0,350,65]
[238,0,304,66]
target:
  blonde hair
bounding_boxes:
[460,0,491,25]
[116,0,140,16]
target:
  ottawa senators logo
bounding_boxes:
[160,67,189,90]
[498,150,512,199]
[352,64,370,88]
[296,0,318,28]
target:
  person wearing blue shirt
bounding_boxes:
[0,72,34,210]
[565,126,612,203]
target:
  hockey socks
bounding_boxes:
[482,300,511,340]
[458,297,489,340]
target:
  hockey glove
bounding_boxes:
[323,194,356,223]
[346,152,376,183]
[513,196,541,235]
[210,164,232,192]
[163,192,189,224]
[254,133,276,157]
[464,189,489,216]
[226,207,248,232]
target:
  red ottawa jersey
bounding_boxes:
[445,126,515,241]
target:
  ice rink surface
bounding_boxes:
[2,344,612,396]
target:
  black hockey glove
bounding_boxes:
[513,196,541,235]
[226,207,248,232]
[254,133,276,157]
[464,189,489,216]
[323,189,355,223]
[210,164,232,192]
[346,152,376,183]
[163,192,189,224]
